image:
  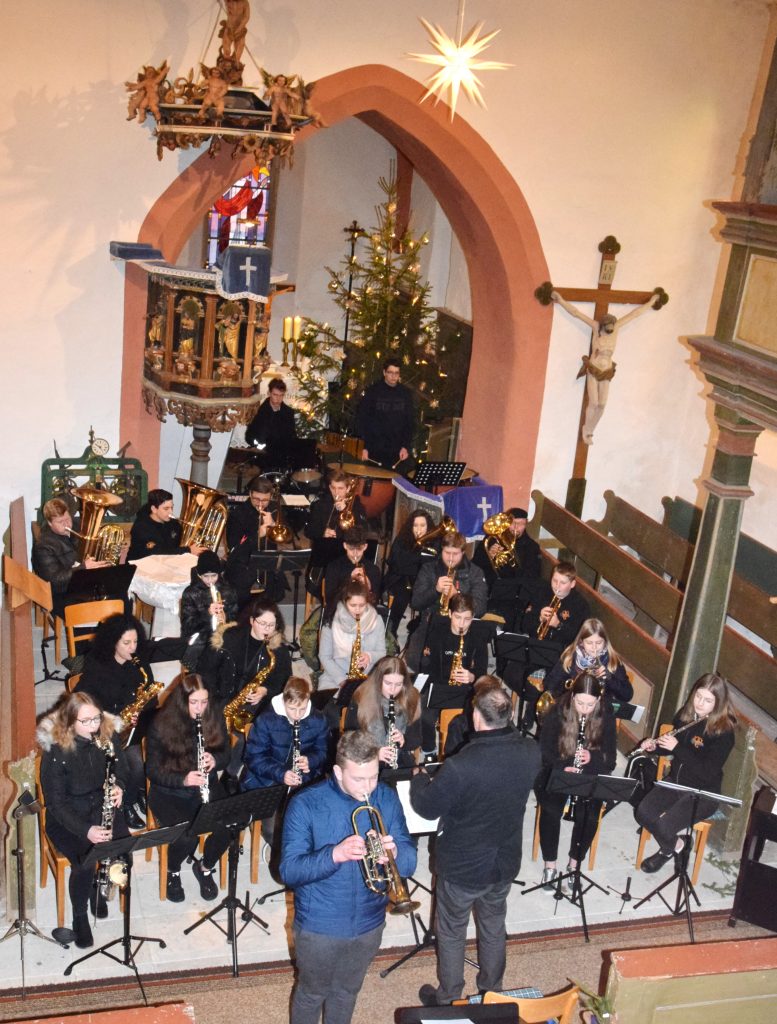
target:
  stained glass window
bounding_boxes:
[205,165,272,268]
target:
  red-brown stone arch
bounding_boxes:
[120,64,551,502]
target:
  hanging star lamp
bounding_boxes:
[408,0,513,120]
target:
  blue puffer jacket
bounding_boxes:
[242,694,330,789]
[280,774,417,937]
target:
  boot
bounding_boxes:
[73,914,94,949]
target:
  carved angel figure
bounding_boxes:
[261,70,297,128]
[125,60,169,123]
[197,64,230,122]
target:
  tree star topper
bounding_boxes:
[408,9,512,121]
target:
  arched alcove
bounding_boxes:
[121,64,551,501]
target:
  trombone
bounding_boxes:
[352,794,419,915]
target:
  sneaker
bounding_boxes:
[166,871,185,903]
[73,915,94,949]
[540,867,559,891]
[641,848,674,873]
[192,858,218,900]
[89,886,109,919]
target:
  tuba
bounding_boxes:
[69,484,125,564]
[224,643,276,732]
[352,793,420,915]
[176,477,228,550]
[483,512,517,570]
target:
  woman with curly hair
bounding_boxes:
[38,692,129,948]
[344,656,421,768]
[75,612,155,828]
[145,673,230,904]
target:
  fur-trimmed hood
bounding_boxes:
[210,621,284,653]
[36,710,124,752]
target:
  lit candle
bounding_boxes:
[282,316,292,341]
[292,316,302,340]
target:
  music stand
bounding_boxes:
[184,785,285,977]
[523,773,636,942]
[63,824,186,1002]
[633,779,741,943]
[413,461,466,494]
[0,793,67,998]
[250,549,309,649]
[67,563,136,602]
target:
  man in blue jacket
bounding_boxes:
[411,684,541,1006]
[280,729,416,1024]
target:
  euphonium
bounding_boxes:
[483,512,517,570]
[175,477,228,549]
[439,562,456,617]
[352,793,420,915]
[563,714,587,821]
[119,657,164,746]
[195,713,210,803]
[448,627,466,686]
[94,737,128,900]
[537,593,562,641]
[223,643,276,732]
[69,484,125,564]
[414,514,457,549]
[346,616,367,682]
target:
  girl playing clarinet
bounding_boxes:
[536,673,616,892]
[636,673,736,872]
[344,655,421,768]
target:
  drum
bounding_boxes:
[292,467,323,494]
[339,462,398,518]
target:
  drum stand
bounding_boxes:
[0,794,67,998]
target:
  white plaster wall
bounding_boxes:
[1,0,774,552]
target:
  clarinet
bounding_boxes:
[94,737,117,899]
[563,714,587,822]
[291,721,302,780]
[387,697,398,769]
[195,714,210,803]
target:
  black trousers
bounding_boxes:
[420,682,469,751]
[149,784,230,872]
[635,783,717,854]
[46,810,130,919]
[537,793,602,863]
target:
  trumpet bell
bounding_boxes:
[536,690,556,718]
[389,895,421,916]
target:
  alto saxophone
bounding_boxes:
[94,737,127,900]
[386,697,398,768]
[448,627,466,685]
[223,643,276,732]
[563,714,587,821]
[347,616,367,682]
[195,713,210,803]
[120,657,163,745]
[439,563,456,617]
[537,592,562,641]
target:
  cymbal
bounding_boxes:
[339,461,398,480]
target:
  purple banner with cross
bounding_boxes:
[443,483,503,542]
[215,244,271,302]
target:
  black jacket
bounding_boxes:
[145,713,230,801]
[200,623,291,713]
[411,556,488,617]
[127,509,186,561]
[384,536,440,590]
[545,656,633,707]
[180,572,239,641]
[410,727,541,884]
[226,499,262,552]
[245,399,297,449]
[421,616,489,687]
[471,531,541,592]
[354,380,415,462]
[32,524,80,593]
[665,714,735,793]
[539,705,617,779]
[324,555,382,610]
[521,582,590,651]
[75,653,156,731]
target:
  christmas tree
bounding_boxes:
[292,173,455,447]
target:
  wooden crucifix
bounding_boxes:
[536,235,668,517]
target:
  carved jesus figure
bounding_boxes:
[551,289,662,444]
[219,0,250,63]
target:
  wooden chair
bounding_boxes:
[531,802,605,871]
[483,984,579,1024]
[35,755,69,929]
[65,672,82,694]
[634,724,712,887]
[64,598,125,659]
[438,708,463,758]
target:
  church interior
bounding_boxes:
[2,2,777,1022]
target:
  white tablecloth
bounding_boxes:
[128,553,197,636]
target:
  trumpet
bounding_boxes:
[415,514,457,549]
[537,593,562,641]
[352,794,420,915]
[439,562,456,617]
[337,478,359,532]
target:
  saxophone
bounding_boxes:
[537,593,562,641]
[94,737,127,900]
[119,657,163,745]
[346,616,367,682]
[439,563,456,617]
[448,627,466,685]
[195,713,210,803]
[386,697,398,768]
[223,643,276,732]
[563,714,587,821]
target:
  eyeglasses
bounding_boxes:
[77,715,103,726]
